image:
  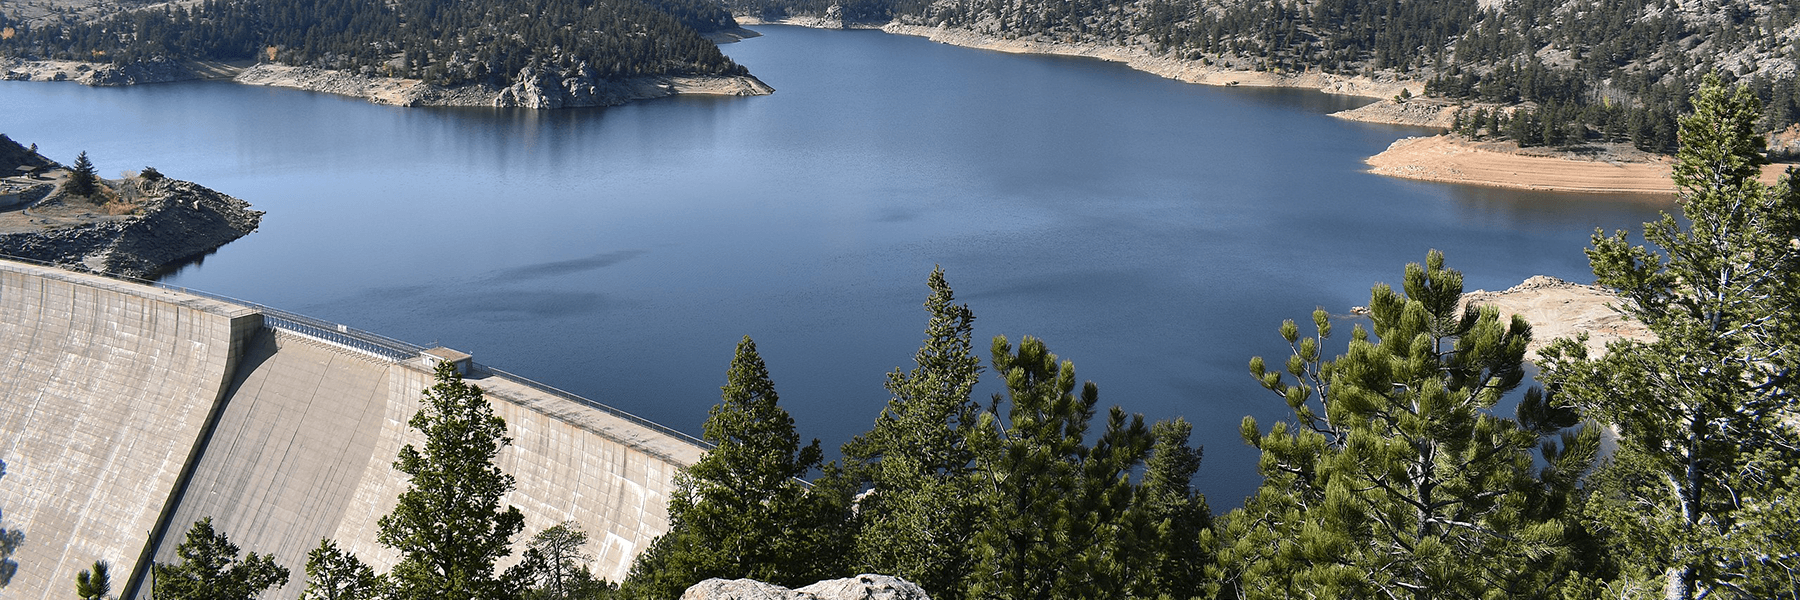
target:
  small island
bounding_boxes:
[0,135,261,278]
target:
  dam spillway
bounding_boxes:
[0,259,706,600]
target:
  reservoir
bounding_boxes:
[0,25,1669,506]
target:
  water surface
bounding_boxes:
[0,25,1672,505]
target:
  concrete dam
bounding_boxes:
[0,259,707,600]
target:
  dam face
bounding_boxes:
[0,260,705,600]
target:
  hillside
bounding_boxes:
[734,0,1799,153]
[0,0,751,93]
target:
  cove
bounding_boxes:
[0,24,1671,506]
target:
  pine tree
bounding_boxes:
[298,540,380,600]
[842,267,985,599]
[1129,418,1214,600]
[623,337,830,598]
[1538,76,1800,600]
[965,335,1157,600]
[76,560,111,600]
[509,522,593,600]
[151,518,291,600]
[67,150,99,196]
[0,460,16,589]
[1217,251,1598,600]
[377,363,525,600]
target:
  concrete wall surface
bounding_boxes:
[0,260,706,600]
[0,261,259,600]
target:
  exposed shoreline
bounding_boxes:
[737,16,1420,101]
[731,19,1800,195]
[1367,134,1794,195]
[0,56,773,108]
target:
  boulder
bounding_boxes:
[797,574,931,600]
[680,578,805,600]
[680,574,930,600]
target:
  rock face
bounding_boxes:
[681,575,931,600]
[0,178,262,278]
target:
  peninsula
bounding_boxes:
[0,0,772,108]
[0,135,261,278]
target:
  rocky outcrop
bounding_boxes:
[1330,97,1459,127]
[1460,275,1653,358]
[0,58,200,86]
[681,575,931,600]
[491,63,776,108]
[0,56,771,108]
[0,178,262,278]
[235,63,773,109]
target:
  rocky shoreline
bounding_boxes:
[1,57,773,108]
[0,178,262,279]
[0,135,262,278]
[737,16,1422,103]
[234,64,773,109]
[1329,97,1460,127]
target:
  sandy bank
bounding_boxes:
[1367,135,1794,194]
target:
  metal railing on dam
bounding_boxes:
[0,253,711,450]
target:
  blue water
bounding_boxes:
[0,25,1671,506]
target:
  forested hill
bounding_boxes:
[737,0,1800,153]
[0,0,748,86]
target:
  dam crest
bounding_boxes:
[0,258,705,600]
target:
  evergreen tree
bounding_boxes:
[965,335,1157,600]
[623,337,831,598]
[67,150,98,196]
[151,518,291,600]
[509,522,593,600]
[377,363,525,600]
[1129,418,1214,600]
[1538,76,1800,600]
[76,560,110,600]
[1217,251,1598,600]
[298,539,381,600]
[842,267,985,599]
[0,460,16,589]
